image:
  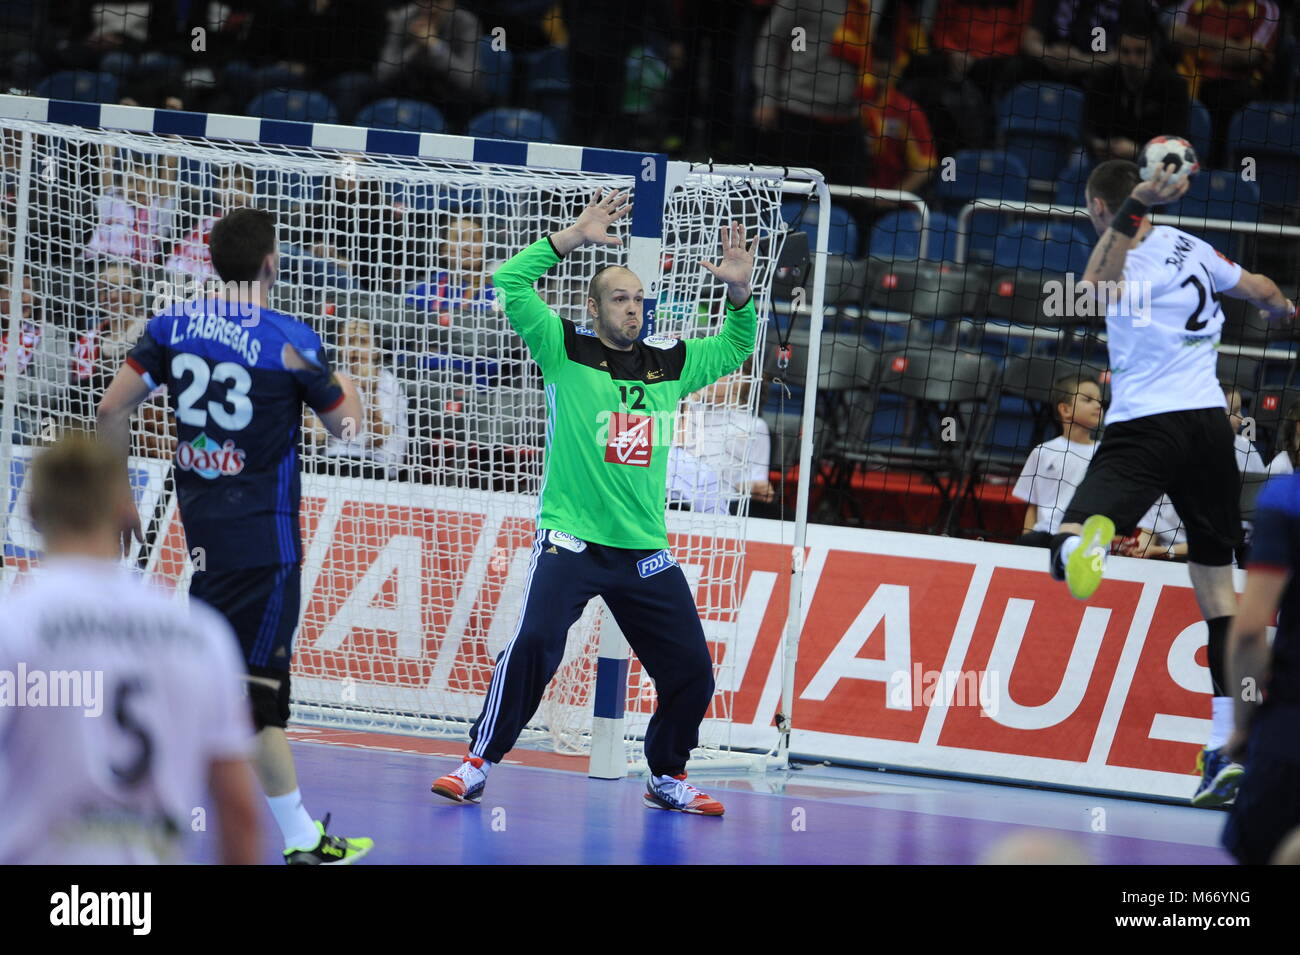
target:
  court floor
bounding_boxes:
[191,727,1234,865]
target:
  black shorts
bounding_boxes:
[1062,407,1241,566]
[189,563,302,671]
[190,564,300,729]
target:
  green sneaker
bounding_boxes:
[283,813,374,865]
[1065,515,1115,601]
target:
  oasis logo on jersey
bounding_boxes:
[175,433,247,479]
[636,549,677,578]
[604,412,653,467]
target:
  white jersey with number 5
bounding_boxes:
[1104,226,1243,424]
[0,557,252,864]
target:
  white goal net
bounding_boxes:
[0,104,792,771]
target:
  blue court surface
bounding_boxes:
[190,729,1233,865]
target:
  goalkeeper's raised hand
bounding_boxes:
[701,221,757,306]
[552,188,632,255]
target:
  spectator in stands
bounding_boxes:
[1267,399,1300,475]
[667,369,773,514]
[304,154,400,290]
[1123,494,1189,559]
[1170,0,1281,168]
[1020,0,1134,85]
[406,215,497,316]
[85,148,178,268]
[375,0,486,129]
[858,70,938,199]
[72,262,173,458]
[304,315,410,478]
[0,271,73,445]
[164,163,258,286]
[1012,373,1104,546]
[1084,12,1191,161]
[900,0,1032,153]
[753,0,872,186]
[1123,385,1265,559]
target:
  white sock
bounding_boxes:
[1057,535,1081,573]
[1208,696,1235,752]
[267,789,319,851]
[465,757,492,777]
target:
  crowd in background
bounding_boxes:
[0,1,1297,537]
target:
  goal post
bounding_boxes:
[0,94,828,777]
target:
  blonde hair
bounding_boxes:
[29,432,128,539]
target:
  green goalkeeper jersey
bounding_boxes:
[492,237,758,550]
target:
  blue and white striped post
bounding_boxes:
[588,601,632,779]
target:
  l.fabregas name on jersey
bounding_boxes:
[168,311,262,366]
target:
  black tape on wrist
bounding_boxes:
[1112,197,1149,237]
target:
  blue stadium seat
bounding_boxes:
[868,210,960,263]
[477,35,515,103]
[932,149,1030,208]
[999,83,1085,181]
[1055,150,1094,207]
[247,89,338,124]
[327,71,378,124]
[780,201,860,257]
[97,51,136,78]
[251,63,303,93]
[932,150,1029,262]
[524,45,570,139]
[1228,101,1300,206]
[222,60,256,99]
[468,108,557,143]
[36,70,119,104]
[1188,100,1212,162]
[357,98,446,133]
[525,45,569,94]
[1176,170,1260,258]
[136,51,182,80]
[993,220,1092,275]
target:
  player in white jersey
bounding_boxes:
[0,434,259,864]
[1045,159,1296,808]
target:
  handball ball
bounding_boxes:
[1138,135,1200,186]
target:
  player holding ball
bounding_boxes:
[1046,143,1295,808]
[431,189,758,815]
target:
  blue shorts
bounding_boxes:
[189,563,301,673]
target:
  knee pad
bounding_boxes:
[247,673,290,731]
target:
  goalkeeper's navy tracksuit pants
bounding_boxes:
[468,528,714,778]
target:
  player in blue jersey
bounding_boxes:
[97,208,374,864]
[1222,473,1300,863]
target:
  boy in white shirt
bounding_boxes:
[1013,374,1104,547]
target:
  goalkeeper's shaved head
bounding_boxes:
[588,265,636,303]
[585,265,644,350]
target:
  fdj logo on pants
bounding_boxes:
[604,412,653,467]
[637,549,677,578]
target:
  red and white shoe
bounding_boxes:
[431,756,488,803]
[643,773,725,815]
